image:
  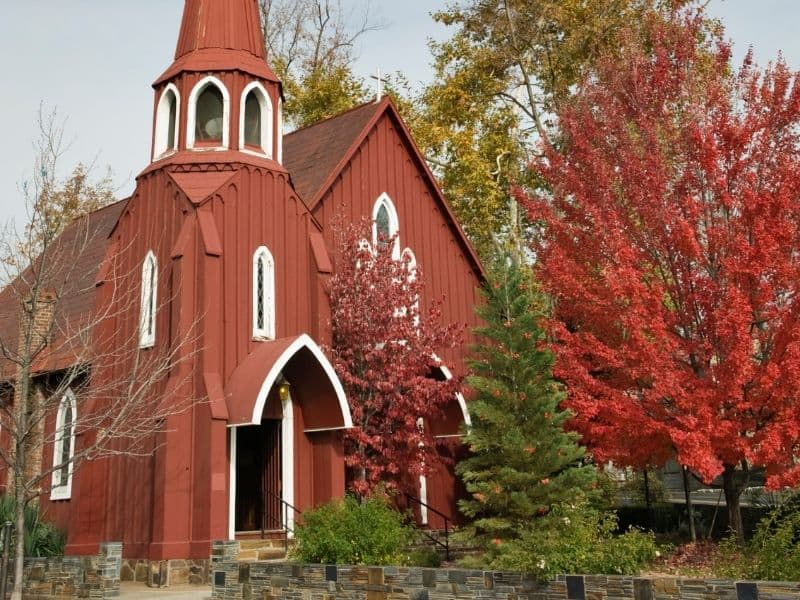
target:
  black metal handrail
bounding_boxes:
[262,490,301,553]
[404,493,451,561]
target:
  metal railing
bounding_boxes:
[262,490,301,553]
[404,493,451,561]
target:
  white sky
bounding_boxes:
[1,1,798,227]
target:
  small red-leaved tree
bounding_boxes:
[526,9,800,542]
[328,220,463,495]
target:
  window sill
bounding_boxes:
[50,487,72,501]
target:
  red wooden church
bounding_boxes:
[1,0,483,565]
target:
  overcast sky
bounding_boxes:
[1,1,798,227]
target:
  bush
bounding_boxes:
[486,503,660,581]
[719,492,800,581]
[0,497,66,557]
[405,547,442,568]
[291,495,414,565]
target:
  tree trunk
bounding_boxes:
[722,464,745,546]
[642,469,653,529]
[682,466,697,542]
[11,488,25,600]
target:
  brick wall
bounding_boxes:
[210,541,800,600]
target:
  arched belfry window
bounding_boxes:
[50,389,76,500]
[239,82,273,157]
[153,84,180,160]
[140,251,157,348]
[187,76,230,149]
[372,193,400,258]
[253,246,276,340]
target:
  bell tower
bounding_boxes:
[150,0,283,163]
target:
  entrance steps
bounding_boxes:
[235,535,290,561]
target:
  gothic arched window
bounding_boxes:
[240,83,273,157]
[253,246,276,339]
[153,84,180,159]
[50,389,76,500]
[372,193,400,258]
[187,76,230,149]
[140,251,157,348]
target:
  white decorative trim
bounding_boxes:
[277,98,283,164]
[186,76,231,150]
[139,251,157,348]
[281,389,295,534]
[153,83,180,160]
[228,333,353,429]
[372,193,400,259]
[252,246,276,340]
[50,389,77,501]
[417,416,429,526]
[418,475,429,525]
[239,82,273,158]
[436,363,471,428]
[228,427,237,539]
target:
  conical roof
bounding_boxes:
[154,0,278,86]
[175,0,265,59]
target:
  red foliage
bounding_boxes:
[525,10,800,489]
[328,220,464,495]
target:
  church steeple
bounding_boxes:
[174,0,266,61]
[150,0,283,163]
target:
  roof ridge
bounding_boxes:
[284,99,384,138]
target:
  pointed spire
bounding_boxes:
[175,0,265,60]
[154,0,278,86]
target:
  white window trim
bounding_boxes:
[186,76,231,151]
[252,246,276,340]
[277,98,283,164]
[372,192,400,259]
[239,82,273,158]
[50,389,77,501]
[401,247,420,327]
[153,83,181,161]
[139,250,157,348]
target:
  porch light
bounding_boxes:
[278,376,291,402]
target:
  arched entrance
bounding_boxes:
[224,334,352,539]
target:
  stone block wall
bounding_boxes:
[119,557,210,586]
[18,541,121,599]
[210,541,800,600]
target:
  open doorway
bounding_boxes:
[234,420,282,532]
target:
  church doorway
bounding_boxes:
[234,420,282,532]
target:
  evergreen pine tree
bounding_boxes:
[457,256,596,546]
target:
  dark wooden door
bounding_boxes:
[235,420,282,532]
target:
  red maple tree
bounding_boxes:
[525,9,800,541]
[328,220,463,496]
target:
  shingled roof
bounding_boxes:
[283,101,383,205]
[283,98,485,279]
[0,199,128,376]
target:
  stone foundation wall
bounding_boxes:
[119,557,210,586]
[210,541,800,600]
[19,541,121,599]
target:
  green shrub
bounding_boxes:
[291,495,414,565]
[725,492,800,581]
[487,503,660,581]
[0,497,66,557]
[405,547,442,568]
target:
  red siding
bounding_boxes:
[312,111,482,522]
